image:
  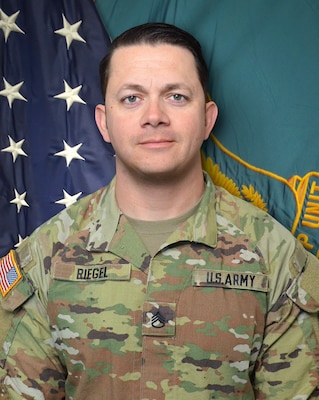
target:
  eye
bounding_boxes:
[123,95,138,104]
[168,93,189,105]
[171,94,185,101]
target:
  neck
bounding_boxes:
[115,167,205,221]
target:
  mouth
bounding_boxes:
[139,139,175,149]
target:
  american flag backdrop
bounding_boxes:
[0,0,116,258]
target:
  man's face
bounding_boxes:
[96,44,217,182]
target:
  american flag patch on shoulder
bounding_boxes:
[0,250,22,297]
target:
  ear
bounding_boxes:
[204,101,218,140]
[95,104,110,143]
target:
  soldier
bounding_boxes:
[1,22,319,399]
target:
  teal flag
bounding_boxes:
[96,0,319,257]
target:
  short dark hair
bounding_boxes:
[99,22,209,99]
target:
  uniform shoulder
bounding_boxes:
[56,184,108,225]
[34,184,108,237]
[0,185,109,309]
[214,184,292,243]
[214,184,300,278]
[213,184,311,306]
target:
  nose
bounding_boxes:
[141,98,169,127]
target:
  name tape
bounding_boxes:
[193,269,268,292]
[54,263,131,281]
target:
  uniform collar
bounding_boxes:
[86,178,121,252]
[86,172,217,252]
[163,172,217,249]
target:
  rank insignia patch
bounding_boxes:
[0,251,22,297]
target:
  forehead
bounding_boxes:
[108,43,199,83]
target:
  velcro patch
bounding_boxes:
[54,263,131,281]
[193,269,268,292]
[0,251,22,297]
[142,301,176,337]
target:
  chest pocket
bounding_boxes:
[48,262,137,338]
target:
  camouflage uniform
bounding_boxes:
[0,173,319,399]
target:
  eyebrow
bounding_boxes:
[119,84,146,93]
[118,83,192,94]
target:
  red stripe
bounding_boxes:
[0,253,14,292]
